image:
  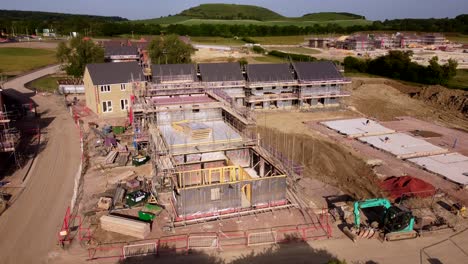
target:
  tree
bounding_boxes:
[56,38,104,77]
[148,35,194,64]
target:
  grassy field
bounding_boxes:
[273,47,321,55]
[250,36,308,45]
[250,55,287,63]
[190,36,246,46]
[447,69,468,90]
[0,47,57,74]
[26,76,60,93]
[446,34,468,44]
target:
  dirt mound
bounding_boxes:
[257,126,382,200]
[347,78,468,130]
[380,176,436,201]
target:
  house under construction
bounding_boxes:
[127,61,349,220]
[0,88,19,153]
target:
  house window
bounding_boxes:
[102,101,112,113]
[120,84,126,91]
[211,188,221,201]
[331,84,337,87]
[100,85,111,93]
[192,108,200,113]
[120,99,129,110]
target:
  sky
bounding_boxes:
[2,0,468,21]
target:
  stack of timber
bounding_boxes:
[100,215,150,239]
[172,121,212,140]
[105,150,118,164]
[115,152,129,166]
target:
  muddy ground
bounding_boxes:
[257,77,468,203]
[346,78,468,131]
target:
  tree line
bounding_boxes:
[343,51,458,85]
[1,14,467,37]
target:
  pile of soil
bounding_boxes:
[257,126,382,200]
[346,78,468,130]
[380,176,436,201]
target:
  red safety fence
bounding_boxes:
[86,211,332,261]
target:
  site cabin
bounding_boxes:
[83,62,145,118]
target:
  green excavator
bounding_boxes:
[354,198,417,241]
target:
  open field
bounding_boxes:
[447,69,468,90]
[251,36,308,45]
[446,34,468,44]
[25,75,60,93]
[272,47,321,55]
[0,47,57,74]
[249,55,287,63]
[190,36,246,46]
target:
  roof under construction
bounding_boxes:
[198,62,244,82]
[151,64,197,83]
[104,46,138,57]
[246,63,294,83]
[293,61,343,81]
[86,62,144,85]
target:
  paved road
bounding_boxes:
[0,65,81,263]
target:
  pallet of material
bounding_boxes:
[105,150,118,164]
[100,215,150,239]
[116,152,129,166]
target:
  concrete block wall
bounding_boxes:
[156,108,222,124]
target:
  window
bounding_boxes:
[256,87,263,90]
[192,108,200,113]
[331,84,337,87]
[102,101,112,113]
[211,188,221,201]
[100,85,111,93]
[120,84,126,91]
[120,99,128,110]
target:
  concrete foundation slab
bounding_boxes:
[358,133,448,159]
[321,118,395,138]
[409,153,468,186]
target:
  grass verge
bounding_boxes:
[0,47,57,74]
[26,75,60,93]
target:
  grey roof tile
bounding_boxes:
[86,62,143,85]
[293,61,343,81]
[199,62,244,82]
[246,63,294,83]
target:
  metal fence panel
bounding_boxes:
[188,235,218,249]
[123,242,157,258]
[247,231,277,246]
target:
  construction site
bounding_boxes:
[24,56,459,264]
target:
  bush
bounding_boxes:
[241,37,256,44]
[268,50,317,62]
[252,45,266,54]
[343,51,458,85]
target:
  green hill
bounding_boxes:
[135,4,370,27]
[178,3,284,21]
[0,9,127,22]
[300,12,365,21]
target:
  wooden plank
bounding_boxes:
[100,215,150,239]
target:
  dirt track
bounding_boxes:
[0,65,81,263]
